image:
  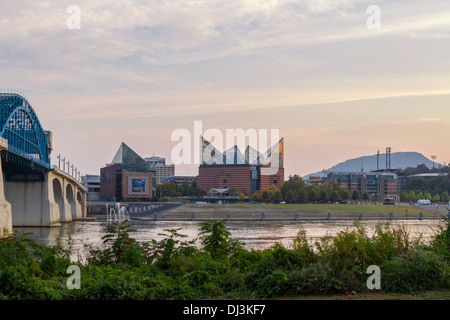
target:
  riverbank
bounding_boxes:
[131,203,446,221]
[2,219,449,300]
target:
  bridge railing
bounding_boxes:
[53,154,82,181]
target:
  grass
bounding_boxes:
[230,203,438,216]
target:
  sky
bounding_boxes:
[1,0,449,179]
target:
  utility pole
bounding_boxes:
[377,150,380,171]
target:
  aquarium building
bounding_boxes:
[100,142,155,201]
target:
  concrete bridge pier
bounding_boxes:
[3,168,87,228]
[5,173,62,227]
[0,159,12,238]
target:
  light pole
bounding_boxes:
[431,155,437,173]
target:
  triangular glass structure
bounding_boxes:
[200,136,283,168]
[110,142,151,172]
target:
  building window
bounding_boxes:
[274,180,277,184]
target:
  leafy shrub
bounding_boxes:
[292,229,316,266]
[382,247,450,293]
[1,218,449,299]
[370,222,418,266]
[258,269,289,297]
[287,261,346,295]
[199,220,244,259]
[431,218,450,261]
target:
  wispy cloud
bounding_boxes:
[1,1,450,175]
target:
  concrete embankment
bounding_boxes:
[136,204,446,222]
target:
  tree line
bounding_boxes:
[250,175,369,204]
[401,174,450,203]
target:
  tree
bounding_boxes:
[273,190,283,203]
[281,175,305,198]
[432,194,440,203]
[250,191,261,202]
[352,190,361,201]
[408,191,416,202]
[319,190,329,203]
[162,181,177,197]
[261,190,271,203]
[285,189,296,203]
[181,181,195,196]
[228,187,238,196]
[400,191,409,202]
[442,191,450,203]
[308,186,320,202]
[297,188,309,203]
[340,188,351,201]
[362,192,371,204]
[330,190,340,203]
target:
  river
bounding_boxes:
[13,218,446,262]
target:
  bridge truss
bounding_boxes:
[0,92,52,179]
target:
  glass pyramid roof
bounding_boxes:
[111,142,152,173]
[201,136,283,167]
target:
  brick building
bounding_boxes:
[197,137,284,195]
[100,142,155,201]
[322,171,400,202]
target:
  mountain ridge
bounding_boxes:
[303,151,439,179]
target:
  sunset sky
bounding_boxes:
[1,0,449,178]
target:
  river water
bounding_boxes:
[13,218,446,262]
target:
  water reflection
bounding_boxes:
[14,219,445,261]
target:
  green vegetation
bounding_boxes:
[401,174,450,202]
[1,219,449,300]
[156,180,197,198]
[231,202,435,216]
[250,175,354,205]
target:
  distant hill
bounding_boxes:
[303,152,439,179]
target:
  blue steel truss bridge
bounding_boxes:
[0,92,86,237]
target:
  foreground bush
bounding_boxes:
[0,219,449,299]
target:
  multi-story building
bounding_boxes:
[144,156,175,184]
[164,175,197,185]
[322,171,400,202]
[144,156,166,167]
[196,136,284,195]
[81,174,101,201]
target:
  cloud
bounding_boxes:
[407,32,450,40]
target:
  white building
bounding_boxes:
[81,174,101,201]
[144,156,175,184]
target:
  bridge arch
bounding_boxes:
[0,93,51,167]
[52,178,64,219]
[0,93,86,233]
[66,183,74,204]
[66,183,77,220]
